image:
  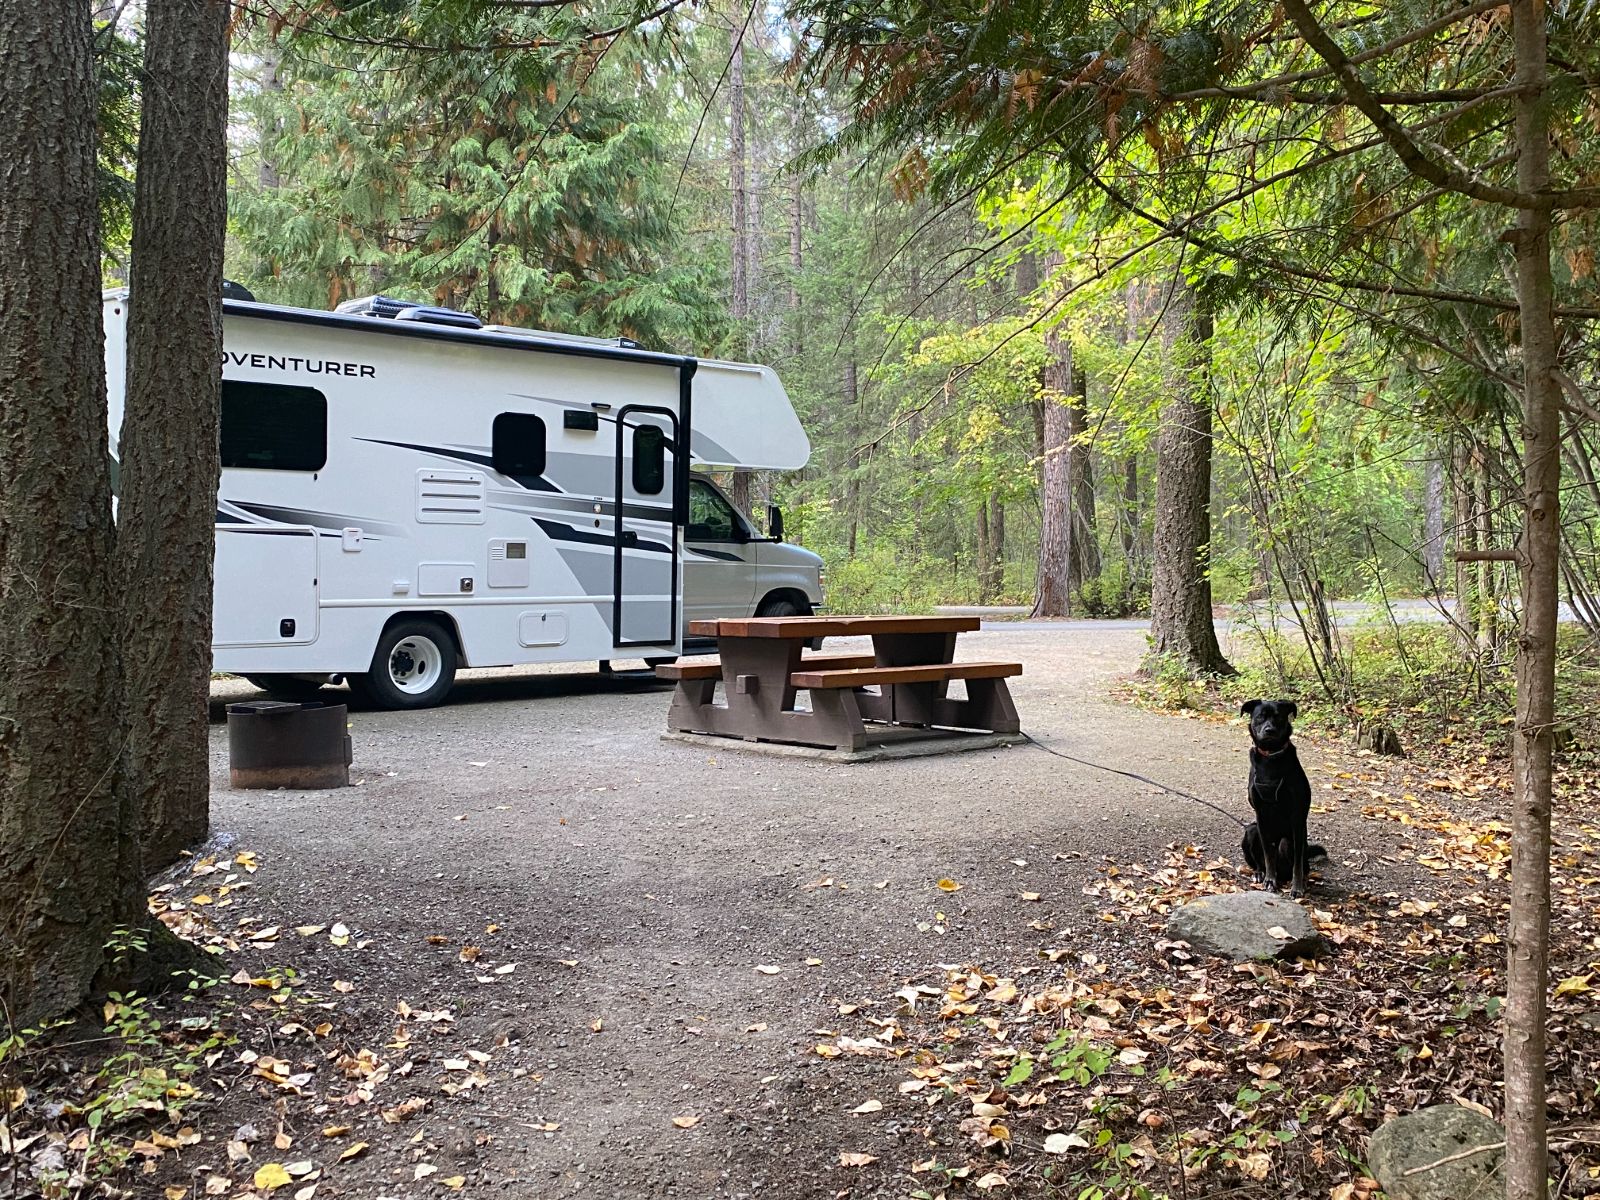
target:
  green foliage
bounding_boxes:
[812,544,940,614]
[94,16,140,268]
[229,16,728,350]
[0,929,234,1196]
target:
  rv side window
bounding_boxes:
[632,424,666,495]
[220,381,328,471]
[492,412,547,480]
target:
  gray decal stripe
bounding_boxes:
[688,547,743,562]
[356,438,558,493]
[488,492,676,523]
[231,502,400,539]
[533,518,672,555]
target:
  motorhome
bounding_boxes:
[102,290,824,708]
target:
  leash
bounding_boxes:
[1018,731,1249,829]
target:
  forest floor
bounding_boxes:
[13,624,1599,1199]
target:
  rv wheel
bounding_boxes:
[756,595,811,618]
[354,620,458,710]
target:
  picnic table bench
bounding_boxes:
[659,615,1021,754]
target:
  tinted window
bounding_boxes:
[221,381,327,471]
[633,424,666,495]
[493,412,547,479]
[687,479,737,540]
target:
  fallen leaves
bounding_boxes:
[1043,1132,1088,1154]
[1554,973,1592,997]
[671,1115,701,1129]
[754,964,782,975]
[935,878,962,892]
[838,1152,878,1167]
[252,1163,292,1192]
[803,824,1600,1198]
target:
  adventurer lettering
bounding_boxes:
[223,351,376,378]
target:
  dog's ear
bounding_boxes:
[1241,699,1261,716]
[1284,700,1299,719]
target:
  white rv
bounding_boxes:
[101,291,824,709]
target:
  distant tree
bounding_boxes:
[1033,304,1075,617]
[1149,278,1232,675]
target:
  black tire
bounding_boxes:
[350,619,458,710]
[756,595,811,618]
[243,674,329,703]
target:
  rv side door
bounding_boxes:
[612,406,680,649]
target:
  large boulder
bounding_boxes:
[1165,891,1325,961]
[1367,1105,1505,1200]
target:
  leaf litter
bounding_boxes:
[800,759,1600,1198]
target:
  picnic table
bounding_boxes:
[657,615,1022,753]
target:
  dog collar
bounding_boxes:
[1252,744,1291,759]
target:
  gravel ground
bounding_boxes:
[200,625,1416,1199]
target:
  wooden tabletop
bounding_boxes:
[687,615,982,639]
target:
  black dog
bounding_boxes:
[1240,699,1325,896]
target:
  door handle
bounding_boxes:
[619,530,639,546]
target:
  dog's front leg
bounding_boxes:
[1262,840,1281,893]
[1289,824,1309,898]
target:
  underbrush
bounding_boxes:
[1131,622,1600,779]
[0,928,233,1197]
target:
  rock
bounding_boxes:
[1368,1105,1505,1200]
[1166,891,1325,961]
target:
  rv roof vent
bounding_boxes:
[393,305,482,330]
[335,294,483,329]
[335,294,412,318]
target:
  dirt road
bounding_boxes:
[199,625,1404,1198]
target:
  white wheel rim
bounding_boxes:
[388,635,442,694]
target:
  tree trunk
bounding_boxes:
[258,42,283,189]
[844,356,860,556]
[730,469,751,515]
[1453,435,1476,630]
[0,0,128,1023]
[1147,278,1233,675]
[119,0,230,870]
[1475,442,1498,650]
[1423,450,1445,594]
[787,132,803,343]
[1066,368,1100,591]
[728,25,749,327]
[1122,455,1139,565]
[976,500,994,603]
[1032,318,1074,617]
[1015,253,1038,303]
[990,498,1005,600]
[1504,2,1560,1191]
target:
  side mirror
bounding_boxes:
[766,503,784,541]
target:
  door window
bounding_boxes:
[687,479,740,541]
[632,424,666,495]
